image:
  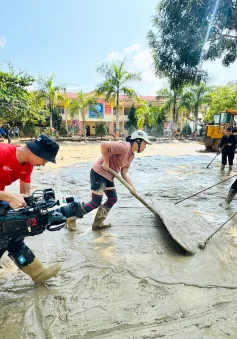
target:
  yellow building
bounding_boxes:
[57,91,163,136]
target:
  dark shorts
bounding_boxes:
[90,169,115,192]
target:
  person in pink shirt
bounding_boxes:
[67,130,151,231]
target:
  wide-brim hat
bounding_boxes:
[26,134,59,163]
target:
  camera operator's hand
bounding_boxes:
[8,193,27,209]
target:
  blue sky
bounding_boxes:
[1,0,237,95]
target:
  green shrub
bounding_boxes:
[21,124,41,138]
[58,126,68,137]
[96,122,108,138]
[181,124,192,136]
[42,127,51,136]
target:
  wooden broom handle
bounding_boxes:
[108,168,159,217]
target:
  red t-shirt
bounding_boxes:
[0,144,33,191]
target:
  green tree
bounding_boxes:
[157,88,184,123]
[96,59,141,138]
[23,92,48,125]
[205,83,237,121]
[21,124,41,138]
[96,122,108,139]
[58,126,68,137]
[181,124,192,137]
[136,101,165,135]
[127,104,138,133]
[148,0,237,86]
[58,87,70,132]
[52,107,62,132]
[36,75,61,129]
[0,69,46,125]
[148,3,206,92]
[136,101,152,130]
[149,105,165,136]
[179,83,212,129]
[69,91,97,139]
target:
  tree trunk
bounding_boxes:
[82,108,86,140]
[49,111,53,130]
[115,91,120,139]
[78,110,80,136]
[65,107,68,132]
[173,92,177,123]
[195,109,198,131]
[49,103,53,130]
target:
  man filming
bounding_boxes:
[0,134,61,284]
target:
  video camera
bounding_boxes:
[0,188,84,249]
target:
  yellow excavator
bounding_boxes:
[203,110,237,151]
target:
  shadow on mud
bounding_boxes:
[153,215,190,256]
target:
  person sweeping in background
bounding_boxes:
[67,130,152,231]
[220,127,236,171]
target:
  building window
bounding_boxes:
[57,107,65,114]
[113,108,117,116]
[124,108,130,116]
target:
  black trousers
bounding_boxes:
[0,239,35,268]
[222,151,235,166]
[0,201,35,267]
[231,179,237,191]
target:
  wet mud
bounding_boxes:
[1,141,237,338]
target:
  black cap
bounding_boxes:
[26,134,59,163]
[226,127,233,132]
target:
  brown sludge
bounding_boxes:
[1,141,237,338]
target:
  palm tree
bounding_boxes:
[157,88,183,124]
[136,101,165,135]
[136,101,152,130]
[179,84,212,130]
[37,75,61,130]
[58,87,70,133]
[69,91,97,139]
[96,59,141,138]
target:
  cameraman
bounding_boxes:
[0,134,61,284]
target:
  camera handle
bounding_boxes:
[46,223,66,232]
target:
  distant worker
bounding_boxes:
[5,127,11,144]
[219,127,236,170]
[233,123,237,133]
[14,126,19,138]
[0,127,5,138]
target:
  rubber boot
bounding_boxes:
[220,188,237,209]
[226,188,237,204]
[66,216,77,231]
[221,164,225,170]
[66,204,86,231]
[21,258,61,284]
[229,165,233,171]
[92,205,111,230]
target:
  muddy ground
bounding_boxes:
[1,140,237,338]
